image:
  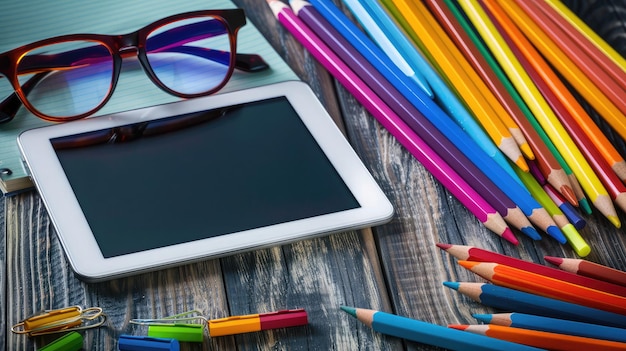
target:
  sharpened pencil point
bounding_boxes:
[442,281,460,290]
[447,324,467,331]
[559,185,578,207]
[436,243,453,250]
[501,228,519,245]
[546,225,567,244]
[520,226,542,240]
[607,215,621,228]
[340,306,357,318]
[520,143,534,161]
[472,314,492,323]
[514,156,529,172]
[458,260,479,270]
[579,198,592,215]
[543,256,563,266]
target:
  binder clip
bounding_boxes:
[39,331,83,351]
[118,335,180,351]
[11,306,107,336]
[131,310,206,343]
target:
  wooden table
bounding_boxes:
[2,1,625,350]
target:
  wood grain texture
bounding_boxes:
[2,1,626,351]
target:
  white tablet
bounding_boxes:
[18,81,393,281]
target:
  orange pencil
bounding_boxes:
[390,0,530,170]
[545,256,626,288]
[449,324,626,351]
[516,0,626,117]
[496,0,626,143]
[458,261,626,315]
[424,0,576,205]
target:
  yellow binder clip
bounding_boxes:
[11,306,107,336]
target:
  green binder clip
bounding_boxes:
[147,324,204,342]
[39,331,83,351]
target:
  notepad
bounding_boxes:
[0,0,297,194]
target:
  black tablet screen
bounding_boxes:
[52,97,359,257]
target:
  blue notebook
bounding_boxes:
[0,0,297,194]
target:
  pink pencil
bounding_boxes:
[267,0,515,243]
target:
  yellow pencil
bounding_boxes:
[389,0,530,171]
[458,0,620,228]
[544,0,626,77]
[499,0,626,143]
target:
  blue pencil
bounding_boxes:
[444,282,626,328]
[474,312,626,343]
[342,0,521,187]
[305,0,560,239]
[341,306,546,350]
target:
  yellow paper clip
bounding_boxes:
[12,306,107,336]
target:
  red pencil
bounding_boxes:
[459,261,626,315]
[437,243,626,297]
[545,256,626,288]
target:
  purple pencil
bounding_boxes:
[268,0,517,243]
[290,0,536,240]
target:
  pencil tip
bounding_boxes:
[472,314,491,323]
[436,243,452,250]
[520,226,542,240]
[447,324,467,331]
[578,198,593,214]
[607,215,621,228]
[546,225,567,244]
[559,186,578,207]
[543,256,563,266]
[442,281,460,290]
[458,260,478,270]
[514,156,529,172]
[520,143,534,160]
[340,306,357,318]
[501,228,519,245]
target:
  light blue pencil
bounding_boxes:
[350,0,521,187]
[342,306,546,351]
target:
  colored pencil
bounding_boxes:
[458,261,626,315]
[449,324,626,351]
[340,306,545,351]
[426,0,577,206]
[504,20,626,215]
[348,0,521,187]
[437,244,626,295]
[266,0,513,238]
[542,183,586,230]
[545,256,626,288]
[495,0,626,144]
[292,0,530,241]
[387,0,530,170]
[517,0,626,183]
[515,0,626,119]
[306,0,541,239]
[513,164,591,253]
[444,282,626,328]
[543,0,626,85]
[474,312,626,343]
[473,0,621,228]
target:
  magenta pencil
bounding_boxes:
[268,0,515,242]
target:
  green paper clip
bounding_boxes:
[148,324,204,343]
[39,331,83,351]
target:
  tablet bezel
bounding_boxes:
[18,81,393,281]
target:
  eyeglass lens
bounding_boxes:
[9,14,233,119]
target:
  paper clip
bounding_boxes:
[131,310,207,342]
[11,306,107,336]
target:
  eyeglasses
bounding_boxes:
[0,9,269,123]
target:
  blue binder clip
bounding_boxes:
[118,335,180,351]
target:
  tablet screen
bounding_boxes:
[52,97,360,258]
